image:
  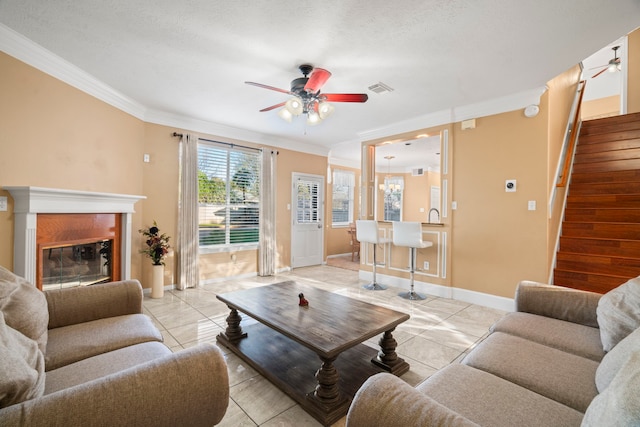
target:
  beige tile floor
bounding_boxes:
[142,265,506,427]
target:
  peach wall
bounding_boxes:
[582,95,621,120]
[277,150,327,269]
[0,52,146,279]
[451,107,549,298]
[326,165,360,257]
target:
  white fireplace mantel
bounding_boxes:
[4,186,146,284]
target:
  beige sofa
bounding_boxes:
[0,266,229,426]
[346,279,640,426]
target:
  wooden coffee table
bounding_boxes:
[216,280,410,426]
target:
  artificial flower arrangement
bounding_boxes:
[139,221,171,265]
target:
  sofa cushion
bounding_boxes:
[595,326,640,392]
[45,341,171,394]
[462,332,599,412]
[346,373,479,427]
[582,351,640,426]
[0,265,48,354]
[0,311,45,408]
[491,312,604,361]
[417,364,584,427]
[597,277,640,352]
[45,314,163,371]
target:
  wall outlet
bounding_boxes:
[423,261,430,270]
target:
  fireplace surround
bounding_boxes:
[4,186,145,289]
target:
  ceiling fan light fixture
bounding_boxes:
[318,102,335,119]
[607,60,619,72]
[306,110,322,126]
[285,97,304,115]
[278,108,293,123]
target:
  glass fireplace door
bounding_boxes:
[42,239,112,290]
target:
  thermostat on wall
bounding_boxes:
[505,179,517,192]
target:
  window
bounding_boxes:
[382,176,403,222]
[197,142,260,250]
[332,170,355,226]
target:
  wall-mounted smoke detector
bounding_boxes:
[368,82,394,94]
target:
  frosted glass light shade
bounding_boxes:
[318,102,335,119]
[278,108,293,122]
[285,97,303,115]
[307,111,322,126]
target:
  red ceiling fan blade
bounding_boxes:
[591,67,607,79]
[259,102,286,112]
[323,93,369,103]
[304,68,332,93]
[245,81,291,95]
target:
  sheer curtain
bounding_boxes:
[259,149,277,276]
[177,133,199,289]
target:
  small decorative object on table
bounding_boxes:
[139,221,171,298]
[298,292,309,306]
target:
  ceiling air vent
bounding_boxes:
[411,168,424,176]
[368,82,394,94]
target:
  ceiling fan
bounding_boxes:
[245,64,368,125]
[591,46,621,78]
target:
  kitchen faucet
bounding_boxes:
[428,208,440,224]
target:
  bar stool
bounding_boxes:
[392,221,433,300]
[356,220,391,290]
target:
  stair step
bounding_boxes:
[571,169,640,184]
[575,137,640,155]
[578,128,640,145]
[564,208,640,223]
[556,253,640,277]
[572,158,640,174]
[575,145,640,163]
[553,269,630,294]
[562,222,640,239]
[566,194,640,209]
[559,236,640,258]
[569,181,640,195]
[580,113,640,135]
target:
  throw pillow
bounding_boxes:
[0,266,49,354]
[582,351,640,426]
[0,265,49,354]
[597,277,640,352]
[595,326,640,392]
[0,311,46,408]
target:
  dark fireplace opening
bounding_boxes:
[42,239,113,290]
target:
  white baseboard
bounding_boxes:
[358,271,515,312]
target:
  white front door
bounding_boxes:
[291,173,324,268]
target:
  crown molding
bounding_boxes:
[358,86,548,142]
[0,23,147,120]
[144,109,329,157]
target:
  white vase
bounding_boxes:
[151,264,164,298]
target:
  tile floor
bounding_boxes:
[142,265,506,427]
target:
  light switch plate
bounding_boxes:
[528,200,536,211]
[0,196,7,211]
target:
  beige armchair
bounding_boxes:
[0,266,229,426]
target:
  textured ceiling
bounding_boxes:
[1,1,639,169]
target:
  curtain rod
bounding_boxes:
[172,132,264,153]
